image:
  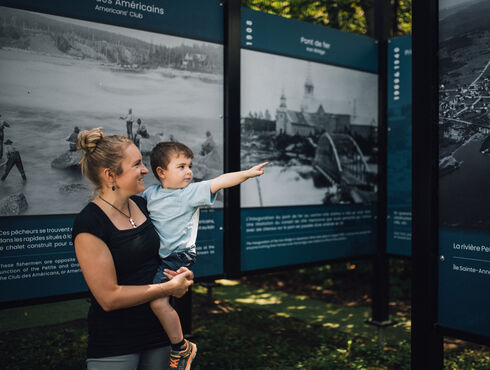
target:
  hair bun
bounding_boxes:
[77,127,104,154]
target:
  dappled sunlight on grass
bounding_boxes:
[287,305,307,310]
[232,290,286,305]
[195,281,411,345]
[215,279,240,286]
[235,295,283,305]
[193,285,207,294]
[394,318,411,331]
[322,322,341,328]
[295,295,309,300]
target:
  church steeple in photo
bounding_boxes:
[300,64,315,112]
[279,88,287,108]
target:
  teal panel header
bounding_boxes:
[241,7,377,73]
[0,0,223,43]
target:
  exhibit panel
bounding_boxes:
[0,0,224,303]
[386,35,412,256]
[438,0,490,337]
[240,8,378,271]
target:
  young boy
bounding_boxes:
[143,141,267,369]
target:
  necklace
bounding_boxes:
[99,196,137,228]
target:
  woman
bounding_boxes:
[72,127,193,369]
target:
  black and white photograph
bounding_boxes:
[0,6,223,216]
[240,49,378,207]
[438,0,490,229]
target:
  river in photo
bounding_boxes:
[0,48,223,215]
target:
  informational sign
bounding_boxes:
[438,0,490,337]
[0,0,224,303]
[240,8,378,271]
[386,35,412,256]
[0,216,86,302]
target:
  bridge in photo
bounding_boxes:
[312,132,372,192]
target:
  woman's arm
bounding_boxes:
[74,232,193,312]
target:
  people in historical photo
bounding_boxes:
[120,108,135,140]
[0,117,10,160]
[1,139,27,182]
[66,126,80,151]
[199,131,217,156]
[137,120,150,139]
[136,118,143,134]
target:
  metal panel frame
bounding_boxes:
[411,0,444,368]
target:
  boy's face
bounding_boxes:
[159,152,193,189]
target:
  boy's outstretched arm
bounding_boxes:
[209,162,268,194]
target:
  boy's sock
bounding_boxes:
[171,339,186,352]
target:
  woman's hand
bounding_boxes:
[75,233,194,311]
[163,267,191,280]
[165,267,194,298]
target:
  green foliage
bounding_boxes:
[242,0,369,35]
[242,0,412,37]
[445,347,490,370]
[395,0,412,35]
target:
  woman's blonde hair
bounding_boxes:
[77,127,131,193]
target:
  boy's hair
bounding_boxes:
[150,141,194,179]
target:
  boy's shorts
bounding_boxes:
[153,250,196,284]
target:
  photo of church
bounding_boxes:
[240,49,378,207]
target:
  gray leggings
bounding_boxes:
[87,346,170,370]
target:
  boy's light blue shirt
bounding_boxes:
[143,181,216,259]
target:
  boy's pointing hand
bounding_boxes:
[248,162,269,178]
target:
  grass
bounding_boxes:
[1,260,489,369]
[194,280,410,344]
[0,298,90,332]
[190,293,411,369]
[1,319,88,369]
[0,295,411,370]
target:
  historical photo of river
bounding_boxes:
[0,6,223,216]
[439,0,490,229]
[240,49,378,207]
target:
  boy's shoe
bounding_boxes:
[168,339,197,370]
